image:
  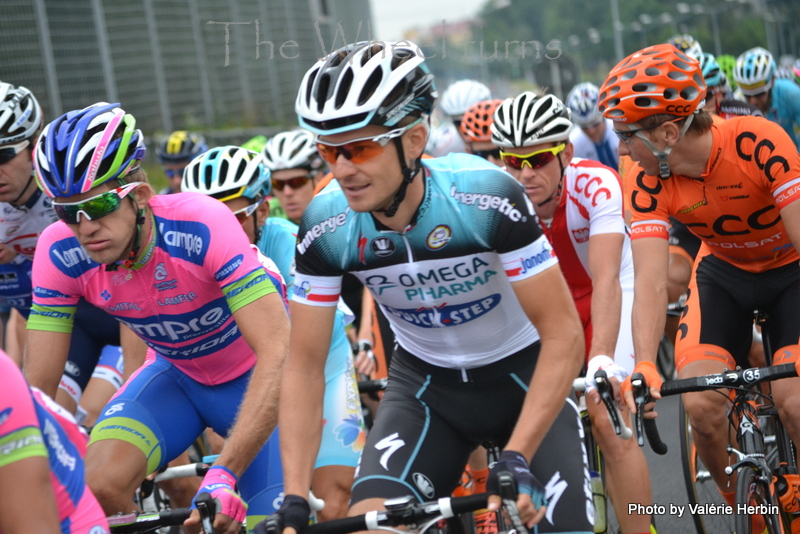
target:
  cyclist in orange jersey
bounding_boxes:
[599,44,800,507]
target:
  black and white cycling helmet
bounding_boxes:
[491,92,573,148]
[565,82,603,128]
[296,40,437,135]
[439,80,492,120]
[734,47,776,96]
[0,82,43,145]
[261,130,322,172]
[295,40,437,218]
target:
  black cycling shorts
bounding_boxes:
[62,299,121,391]
[675,254,800,370]
[669,217,701,262]
[351,343,594,533]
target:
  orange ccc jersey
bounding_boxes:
[629,116,800,273]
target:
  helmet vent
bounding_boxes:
[632,83,656,93]
[316,75,331,114]
[634,96,657,108]
[644,67,661,77]
[203,164,213,190]
[359,69,383,106]
[663,88,678,100]
[336,68,354,109]
[667,71,688,81]
[680,86,699,100]
[672,59,690,70]
[622,70,638,80]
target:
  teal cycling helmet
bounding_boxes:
[182,146,271,201]
[699,53,724,88]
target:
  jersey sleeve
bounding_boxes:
[0,354,47,469]
[750,118,800,209]
[487,175,559,281]
[575,162,627,237]
[490,174,549,254]
[27,223,83,333]
[189,196,278,313]
[291,196,348,308]
[628,167,671,240]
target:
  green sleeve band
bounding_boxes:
[0,426,47,468]
[223,269,277,313]
[27,304,77,334]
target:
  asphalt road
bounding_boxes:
[607,393,736,534]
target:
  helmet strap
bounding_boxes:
[375,137,421,218]
[10,173,36,206]
[637,114,695,179]
[537,154,566,208]
[104,198,146,272]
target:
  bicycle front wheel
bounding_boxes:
[679,400,734,534]
[734,465,782,534]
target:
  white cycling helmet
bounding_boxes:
[439,80,491,120]
[182,146,271,200]
[425,122,466,157]
[565,82,603,128]
[734,47,776,95]
[296,40,437,136]
[261,130,322,171]
[0,82,43,145]
[491,92,573,148]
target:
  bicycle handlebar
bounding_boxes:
[257,493,491,534]
[660,363,797,396]
[357,378,388,394]
[109,493,215,533]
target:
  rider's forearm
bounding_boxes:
[279,363,326,497]
[631,279,667,366]
[216,319,289,477]
[505,333,583,461]
[588,274,622,359]
[23,330,71,399]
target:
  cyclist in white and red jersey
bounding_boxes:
[491,91,652,534]
[0,350,109,534]
[24,102,290,534]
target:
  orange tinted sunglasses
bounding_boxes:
[315,119,422,165]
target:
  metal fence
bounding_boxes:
[1,0,373,137]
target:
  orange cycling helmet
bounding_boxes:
[598,43,706,124]
[459,99,504,143]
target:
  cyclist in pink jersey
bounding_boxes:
[0,350,109,534]
[24,102,289,534]
[492,92,653,534]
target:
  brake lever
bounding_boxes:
[497,472,529,534]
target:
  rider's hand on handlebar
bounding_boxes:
[486,450,547,528]
[621,361,662,416]
[584,355,627,405]
[186,466,247,534]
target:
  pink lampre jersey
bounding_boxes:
[0,352,109,533]
[28,193,281,385]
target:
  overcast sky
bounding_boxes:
[368,0,488,41]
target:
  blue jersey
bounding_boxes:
[767,79,800,147]
[257,217,353,376]
[0,256,33,316]
[292,153,559,369]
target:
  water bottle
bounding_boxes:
[590,470,606,533]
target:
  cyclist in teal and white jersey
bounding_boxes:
[25,102,289,534]
[274,41,591,534]
[182,145,365,522]
[734,47,800,147]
